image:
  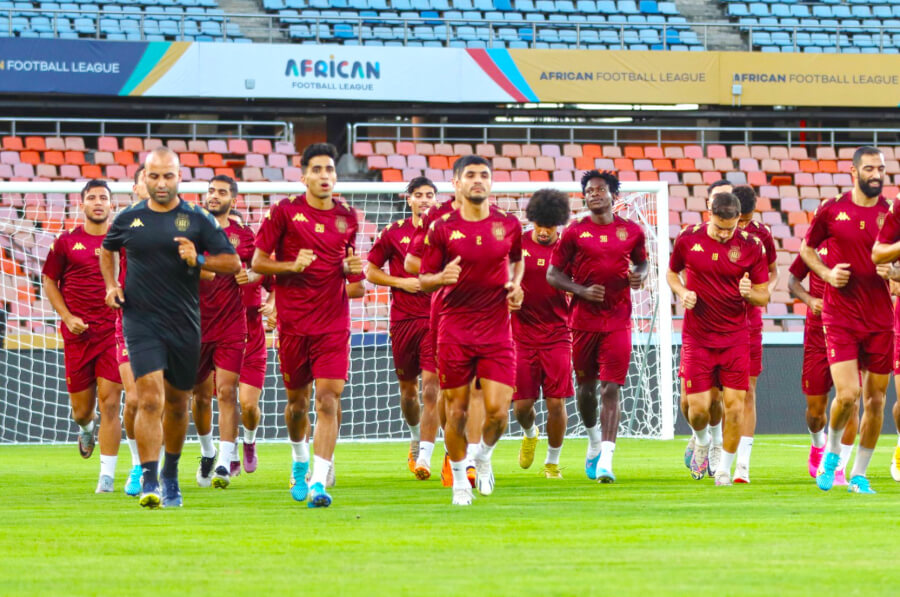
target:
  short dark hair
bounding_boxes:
[81,179,111,199]
[526,189,571,228]
[710,192,741,220]
[452,155,491,179]
[133,164,144,185]
[300,142,339,170]
[732,185,757,215]
[708,179,732,194]
[210,174,238,198]
[852,146,882,168]
[406,176,437,195]
[580,169,619,196]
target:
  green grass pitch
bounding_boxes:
[2,435,899,596]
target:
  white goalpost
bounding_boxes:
[0,180,676,444]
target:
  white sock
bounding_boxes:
[310,455,332,487]
[545,445,562,465]
[126,438,140,466]
[217,441,235,468]
[198,432,216,458]
[719,450,736,476]
[79,419,95,434]
[736,436,754,468]
[450,459,469,489]
[417,441,435,465]
[838,443,854,471]
[290,440,310,463]
[466,443,479,463]
[709,422,723,446]
[585,425,602,458]
[694,426,710,446]
[159,445,165,464]
[826,424,845,455]
[523,424,537,439]
[599,441,615,471]
[896,436,900,448]
[809,427,827,449]
[850,446,874,479]
[409,423,420,441]
[100,454,117,478]
[477,439,495,462]
[244,427,257,444]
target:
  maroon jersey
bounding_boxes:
[788,249,829,350]
[876,197,900,335]
[421,208,522,346]
[408,199,455,260]
[806,192,892,332]
[742,219,777,330]
[513,233,570,348]
[255,194,363,336]
[550,214,647,332]
[367,217,430,322]
[41,225,116,343]
[669,223,769,348]
[199,220,252,342]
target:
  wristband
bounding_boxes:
[197,254,206,267]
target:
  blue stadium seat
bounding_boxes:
[497,26,517,39]
[580,29,598,43]
[430,0,450,8]
[514,0,534,10]
[452,0,473,8]
[789,4,809,17]
[850,5,870,18]
[874,5,891,19]
[443,9,462,19]
[334,23,356,38]
[421,9,442,22]
[617,0,638,14]
[811,5,831,18]
[461,10,482,20]
[596,0,615,12]
[525,12,544,20]
[626,14,646,24]
[535,0,553,9]
[509,39,527,47]
[657,1,676,15]
[493,0,512,9]
[728,3,748,17]
[548,13,567,21]
[474,0,493,10]
[771,4,789,17]
[751,31,771,45]
[576,0,595,11]
[639,0,658,14]
[537,28,558,41]
[517,25,533,40]
[556,0,575,12]
[485,10,503,20]
[411,24,434,39]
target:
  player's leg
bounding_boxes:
[391,319,424,473]
[685,389,713,480]
[466,383,485,484]
[706,387,723,474]
[398,378,422,474]
[847,369,888,493]
[159,380,191,508]
[594,328,630,483]
[286,384,312,500]
[572,330,602,478]
[513,345,540,470]
[713,386,746,486]
[212,366,241,488]
[513,398,538,469]
[805,392,828,477]
[191,372,217,487]
[69,386,98,459]
[95,376,123,493]
[474,378,513,496]
[539,341,573,478]
[543,397,568,479]
[306,377,344,507]
[733,376,757,483]
[238,313,268,474]
[443,384,473,505]
[119,361,142,496]
[892,342,900,482]
[133,369,165,507]
[237,381,262,472]
[836,402,859,485]
[817,359,861,491]
[415,370,440,479]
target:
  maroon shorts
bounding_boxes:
[420,324,436,374]
[572,328,631,386]
[895,333,900,375]
[277,330,350,390]
[437,342,515,390]
[823,324,892,375]
[64,331,121,393]
[240,312,268,389]
[748,326,763,377]
[196,336,246,385]
[679,340,750,394]
[513,343,574,401]
[114,312,129,366]
[802,342,833,396]
[390,318,430,381]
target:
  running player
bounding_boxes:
[251,143,364,508]
[420,155,523,505]
[788,248,858,484]
[805,146,892,494]
[512,189,572,479]
[42,180,124,493]
[100,147,240,508]
[667,192,770,486]
[366,176,440,478]
[547,171,648,483]
[193,175,254,489]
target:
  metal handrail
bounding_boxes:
[0,117,293,142]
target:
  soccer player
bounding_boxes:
[805,146,892,494]
[667,192,770,486]
[366,176,440,478]
[512,189,572,479]
[730,185,779,483]
[547,171,648,483]
[42,180,124,493]
[192,175,255,489]
[100,147,240,508]
[788,249,858,484]
[420,155,523,506]
[251,143,364,508]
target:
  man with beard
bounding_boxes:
[804,146,892,494]
[100,147,240,508]
[42,180,124,493]
[511,189,573,479]
[547,171,648,483]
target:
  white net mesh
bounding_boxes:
[0,181,675,443]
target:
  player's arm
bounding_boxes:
[346,280,366,299]
[872,241,900,264]
[787,273,821,314]
[41,274,87,335]
[175,237,241,274]
[666,268,697,309]
[200,270,216,281]
[799,240,849,289]
[546,266,605,302]
[739,273,770,307]
[251,247,316,275]
[767,261,779,293]
[99,247,124,309]
[628,260,649,289]
[366,263,420,293]
[404,253,421,275]
[419,256,461,293]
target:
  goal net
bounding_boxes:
[0,180,675,444]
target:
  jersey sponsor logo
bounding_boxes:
[537,258,546,267]
[229,235,240,247]
[492,222,505,241]
[72,242,86,250]
[690,243,704,252]
[292,213,308,222]
[315,223,325,233]
[449,230,466,241]
[175,213,190,232]
[616,226,628,241]
[579,231,593,238]
[336,216,348,234]
[835,211,851,221]
[400,236,411,244]
[130,218,144,228]
[728,246,741,262]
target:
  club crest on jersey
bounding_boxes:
[175,213,190,232]
[616,226,628,241]
[229,235,240,247]
[728,246,741,262]
[492,222,505,241]
[336,216,348,234]
[878,213,886,229]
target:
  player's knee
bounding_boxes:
[863,392,886,411]
[315,392,339,417]
[217,384,237,405]
[547,398,566,417]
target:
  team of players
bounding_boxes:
[43,142,900,508]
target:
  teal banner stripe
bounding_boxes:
[118,42,171,96]
[486,49,539,103]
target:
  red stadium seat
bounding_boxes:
[381,169,402,182]
[535,156,555,171]
[510,170,529,182]
[208,140,228,154]
[429,155,450,170]
[521,144,539,158]
[664,146,684,159]
[516,157,536,171]
[613,158,633,171]
[144,139,163,151]
[228,138,249,155]
[24,136,45,151]
[788,147,808,160]
[493,170,510,182]
[386,155,406,170]
[454,143,474,156]
[817,160,838,174]
[638,171,659,182]
[181,153,201,168]
[769,147,789,160]
[574,156,594,171]
[19,151,40,165]
[582,144,602,159]
[64,151,85,166]
[433,143,453,156]
[203,153,224,167]
[674,158,695,172]
[529,170,550,182]
[652,158,673,171]
[623,146,643,159]
[93,151,114,165]
[43,151,64,166]
[706,145,727,159]
[81,165,102,179]
[747,171,767,186]
[602,145,622,158]
[750,146,770,160]
[475,143,495,158]
[501,144,522,158]
[562,144,582,158]
[114,151,134,166]
[643,146,663,159]
[251,139,273,154]
[713,158,734,172]
[122,137,143,153]
[799,160,819,173]
[396,141,415,156]
[731,145,750,159]
[106,165,127,180]
[683,145,703,159]
[353,142,374,157]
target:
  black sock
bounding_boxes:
[141,461,159,488]
[161,452,181,479]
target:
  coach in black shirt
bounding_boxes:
[100,146,239,509]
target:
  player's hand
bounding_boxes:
[739,273,752,298]
[343,248,363,276]
[809,297,824,316]
[579,284,605,302]
[506,281,524,311]
[680,290,698,310]
[441,256,462,286]
[174,237,198,267]
[827,263,851,288]
[627,269,644,289]
[265,309,277,331]
[876,263,892,280]
[199,270,215,281]
[291,249,316,273]
[397,277,421,294]
[891,280,900,297]
[235,267,251,285]
[64,315,88,335]
[105,286,124,309]
[259,302,275,318]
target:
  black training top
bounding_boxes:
[103,198,235,335]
